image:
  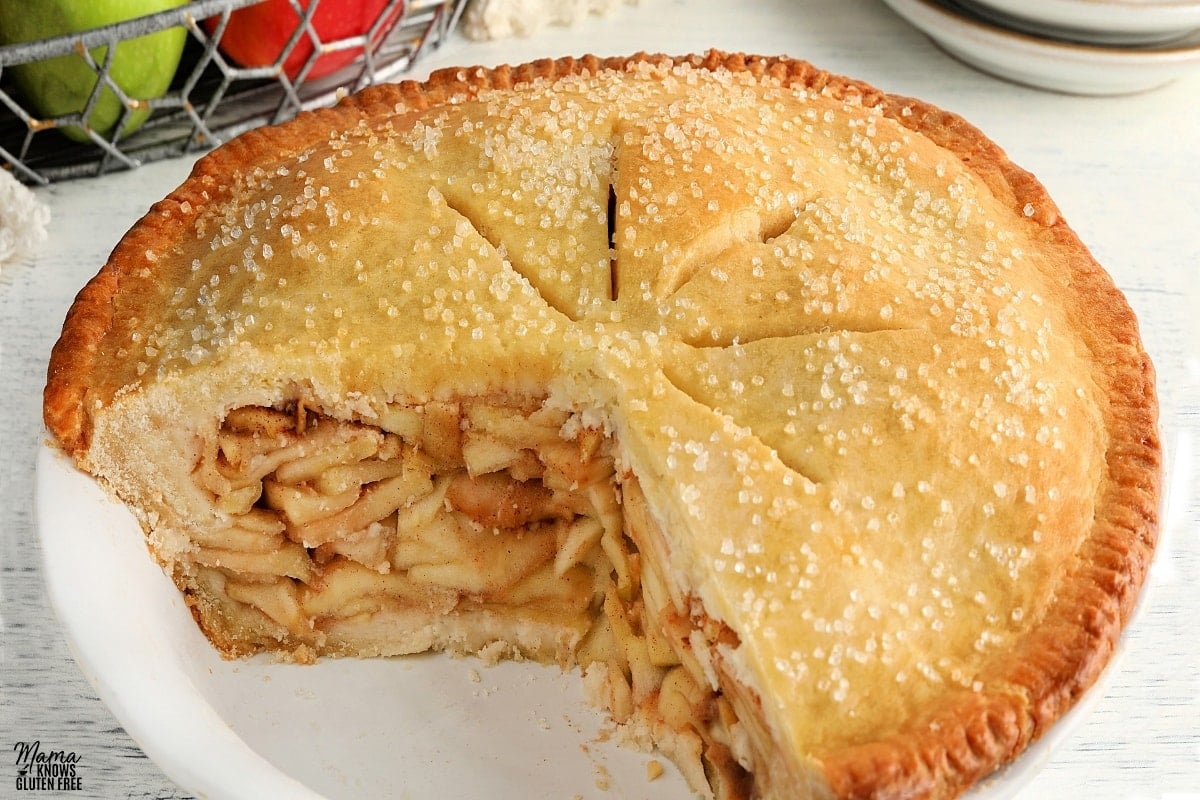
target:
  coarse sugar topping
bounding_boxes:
[91,59,1106,758]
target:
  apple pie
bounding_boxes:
[44,52,1160,799]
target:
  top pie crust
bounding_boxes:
[43,52,1160,799]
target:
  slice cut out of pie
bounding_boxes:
[43,52,1160,800]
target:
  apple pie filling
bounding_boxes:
[185,396,755,799]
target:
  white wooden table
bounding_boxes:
[2,1,1197,797]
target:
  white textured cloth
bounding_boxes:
[0,169,50,271]
[463,0,637,40]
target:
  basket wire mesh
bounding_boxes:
[0,0,468,184]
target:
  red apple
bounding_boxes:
[210,0,403,82]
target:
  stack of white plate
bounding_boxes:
[880,0,1200,94]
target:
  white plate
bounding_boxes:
[967,0,1200,44]
[883,0,1200,93]
[35,441,1121,799]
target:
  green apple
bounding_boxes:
[0,0,188,143]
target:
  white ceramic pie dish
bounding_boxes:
[882,0,1200,93]
[966,0,1200,44]
[35,439,1127,799]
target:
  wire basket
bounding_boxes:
[0,0,468,184]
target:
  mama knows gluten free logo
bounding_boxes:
[13,742,82,792]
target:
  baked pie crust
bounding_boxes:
[44,52,1160,799]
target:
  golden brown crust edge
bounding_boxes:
[42,50,1160,800]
